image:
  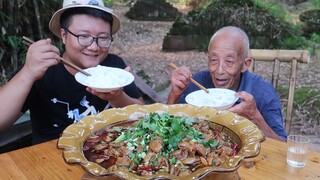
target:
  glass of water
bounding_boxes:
[287,135,310,167]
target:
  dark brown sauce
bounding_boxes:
[83,120,137,169]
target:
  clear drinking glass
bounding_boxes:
[287,135,310,167]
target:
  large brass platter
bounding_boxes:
[58,103,265,179]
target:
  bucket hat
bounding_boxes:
[49,0,120,37]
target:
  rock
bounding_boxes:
[125,0,181,21]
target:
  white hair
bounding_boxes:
[208,26,250,59]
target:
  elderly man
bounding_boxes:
[167,26,287,141]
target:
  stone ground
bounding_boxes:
[110,4,320,152]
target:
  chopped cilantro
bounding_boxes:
[169,157,177,165]
[113,131,131,143]
[138,152,146,159]
[112,112,208,166]
[201,139,219,148]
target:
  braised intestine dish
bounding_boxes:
[83,112,240,177]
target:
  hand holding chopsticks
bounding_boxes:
[168,63,209,93]
[22,36,91,76]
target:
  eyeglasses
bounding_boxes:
[64,28,113,48]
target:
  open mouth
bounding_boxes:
[215,78,228,87]
[83,52,99,57]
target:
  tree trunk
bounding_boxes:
[10,0,18,71]
[33,0,43,39]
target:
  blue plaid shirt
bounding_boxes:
[179,70,287,140]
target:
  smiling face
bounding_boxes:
[207,28,250,91]
[60,14,111,72]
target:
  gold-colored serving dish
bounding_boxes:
[58,103,265,179]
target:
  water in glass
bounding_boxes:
[287,146,307,167]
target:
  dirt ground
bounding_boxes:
[110,5,320,152]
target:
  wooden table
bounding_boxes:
[0,138,319,179]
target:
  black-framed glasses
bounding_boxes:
[64,28,113,48]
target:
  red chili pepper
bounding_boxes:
[229,151,236,157]
[86,137,99,143]
[137,166,153,171]
[214,129,220,135]
[232,143,238,150]
[97,154,109,160]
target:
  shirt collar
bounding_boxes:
[237,70,253,93]
[235,70,254,103]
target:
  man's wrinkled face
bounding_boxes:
[207,33,245,91]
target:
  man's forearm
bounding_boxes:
[166,91,181,104]
[0,70,33,130]
[251,111,285,142]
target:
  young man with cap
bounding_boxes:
[0,0,144,144]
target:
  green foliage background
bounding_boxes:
[168,0,319,52]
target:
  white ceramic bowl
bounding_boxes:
[75,65,134,92]
[185,88,239,110]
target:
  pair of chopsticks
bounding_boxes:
[22,36,91,76]
[168,63,209,93]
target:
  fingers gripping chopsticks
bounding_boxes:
[168,63,209,93]
[22,36,91,76]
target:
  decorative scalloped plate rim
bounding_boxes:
[58,103,265,180]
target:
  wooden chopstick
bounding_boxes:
[168,63,209,93]
[22,36,91,76]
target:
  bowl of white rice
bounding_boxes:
[75,65,134,92]
[185,88,239,110]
